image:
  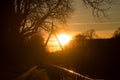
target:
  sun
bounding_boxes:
[46,33,72,52]
[57,33,72,46]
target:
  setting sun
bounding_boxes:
[46,33,72,52]
[58,33,72,46]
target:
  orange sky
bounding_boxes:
[66,0,120,38]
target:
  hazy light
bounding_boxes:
[46,33,72,52]
[58,33,72,46]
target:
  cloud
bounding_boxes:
[68,22,120,25]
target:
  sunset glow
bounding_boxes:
[46,33,72,52]
[58,33,72,46]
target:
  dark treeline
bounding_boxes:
[71,39,120,80]
[0,0,116,80]
[0,0,72,79]
[0,34,48,80]
[51,32,120,80]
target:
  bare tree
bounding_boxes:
[15,0,72,38]
[113,27,120,39]
[18,0,73,39]
[1,0,73,44]
[1,0,111,42]
[84,29,98,39]
[74,34,87,47]
[82,0,111,17]
[0,0,112,79]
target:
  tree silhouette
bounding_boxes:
[84,29,98,40]
[82,0,111,17]
[1,0,72,43]
[0,0,111,79]
[113,27,120,39]
[70,34,87,48]
[1,0,111,42]
[1,0,72,79]
[0,0,111,46]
